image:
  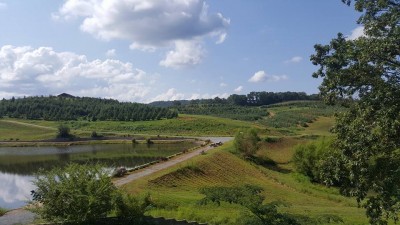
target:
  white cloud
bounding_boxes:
[159,40,205,69]
[54,0,230,68]
[0,2,7,10]
[150,88,185,102]
[0,45,150,102]
[220,82,227,87]
[347,26,365,40]
[234,86,243,93]
[106,49,117,58]
[248,70,288,83]
[285,56,302,64]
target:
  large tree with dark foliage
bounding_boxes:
[311,0,400,224]
[0,94,177,121]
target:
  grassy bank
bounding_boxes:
[121,141,367,225]
[0,207,6,216]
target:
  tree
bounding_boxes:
[311,1,400,224]
[234,129,260,157]
[31,163,117,223]
[57,124,71,138]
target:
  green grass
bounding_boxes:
[0,114,261,139]
[121,143,368,225]
[0,120,56,141]
[0,207,6,216]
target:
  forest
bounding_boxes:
[0,94,177,121]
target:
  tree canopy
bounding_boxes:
[311,0,400,224]
[0,94,177,121]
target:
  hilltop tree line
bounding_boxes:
[0,95,177,121]
[149,91,319,121]
[151,91,320,107]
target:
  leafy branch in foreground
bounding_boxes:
[311,0,400,224]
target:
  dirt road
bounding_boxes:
[114,136,232,187]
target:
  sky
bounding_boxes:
[0,0,363,103]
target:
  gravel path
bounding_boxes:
[0,137,232,224]
[0,208,36,225]
[114,136,233,187]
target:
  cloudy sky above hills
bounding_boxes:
[0,0,362,102]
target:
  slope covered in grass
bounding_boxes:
[121,142,367,225]
[0,120,56,141]
[0,114,261,138]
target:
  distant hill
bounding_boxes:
[0,95,177,121]
[57,93,75,98]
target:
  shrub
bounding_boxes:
[113,192,153,224]
[91,131,102,138]
[31,163,117,223]
[292,138,343,185]
[234,129,260,157]
[56,124,71,138]
[146,138,153,145]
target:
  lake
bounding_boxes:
[0,142,196,209]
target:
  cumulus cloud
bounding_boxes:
[106,49,117,58]
[159,41,205,69]
[347,26,365,40]
[150,88,185,102]
[285,56,302,64]
[248,70,288,83]
[0,45,150,102]
[220,82,227,87]
[234,86,243,93]
[54,0,230,68]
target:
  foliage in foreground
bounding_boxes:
[31,163,150,224]
[311,0,400,223]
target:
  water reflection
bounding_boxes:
[0,142,196,209]
[0,172,34,209]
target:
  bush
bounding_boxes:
[234,129,260,157]
[199,185,299,225]
[146,138,153,145]
[114,192,153,224]
[31,163,117,223]
[292,138,343,185]
[91,131,102,138]
[57,124,72,138]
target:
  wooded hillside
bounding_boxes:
[0,94,177,121]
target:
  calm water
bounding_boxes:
[0,142,196,209]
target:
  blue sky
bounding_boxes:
[0,0,363,103]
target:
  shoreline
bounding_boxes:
[0,136,198,147]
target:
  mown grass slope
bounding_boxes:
[0,120,56,141]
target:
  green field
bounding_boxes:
[0,114,260,141]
